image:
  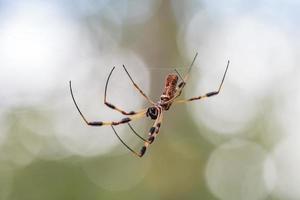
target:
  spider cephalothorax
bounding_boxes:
[70,52,230,157]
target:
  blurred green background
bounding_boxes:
[0,0,300,199]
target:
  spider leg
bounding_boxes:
[127,123,147,142]
[104,67,143,115]
[122,65,156,105]
[111,109,163,157]
[69,80,147,126]
[111,125,142,157]
[175,60,230,104]
[139,111,164,157]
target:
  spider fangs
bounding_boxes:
[69,53,230,157]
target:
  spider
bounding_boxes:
[69,53,229,157]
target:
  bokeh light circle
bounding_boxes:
[0,1,80,107]
[184,15,295,96]
[206,139,275,200]
[182,13,295,136]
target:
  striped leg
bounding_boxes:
[69,80,147,126]
[86,111,146,126]
[174,61,230,104]
[139,111,164,157]
[104,67,143,115]
[111,109,163,157]
[174,91,220,104]
[122,65,156,105]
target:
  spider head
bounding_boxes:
[146,107,158,120]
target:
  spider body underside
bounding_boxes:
[69,53,229,157]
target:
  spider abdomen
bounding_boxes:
[161,74,178,100]
[159,74,179,110]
